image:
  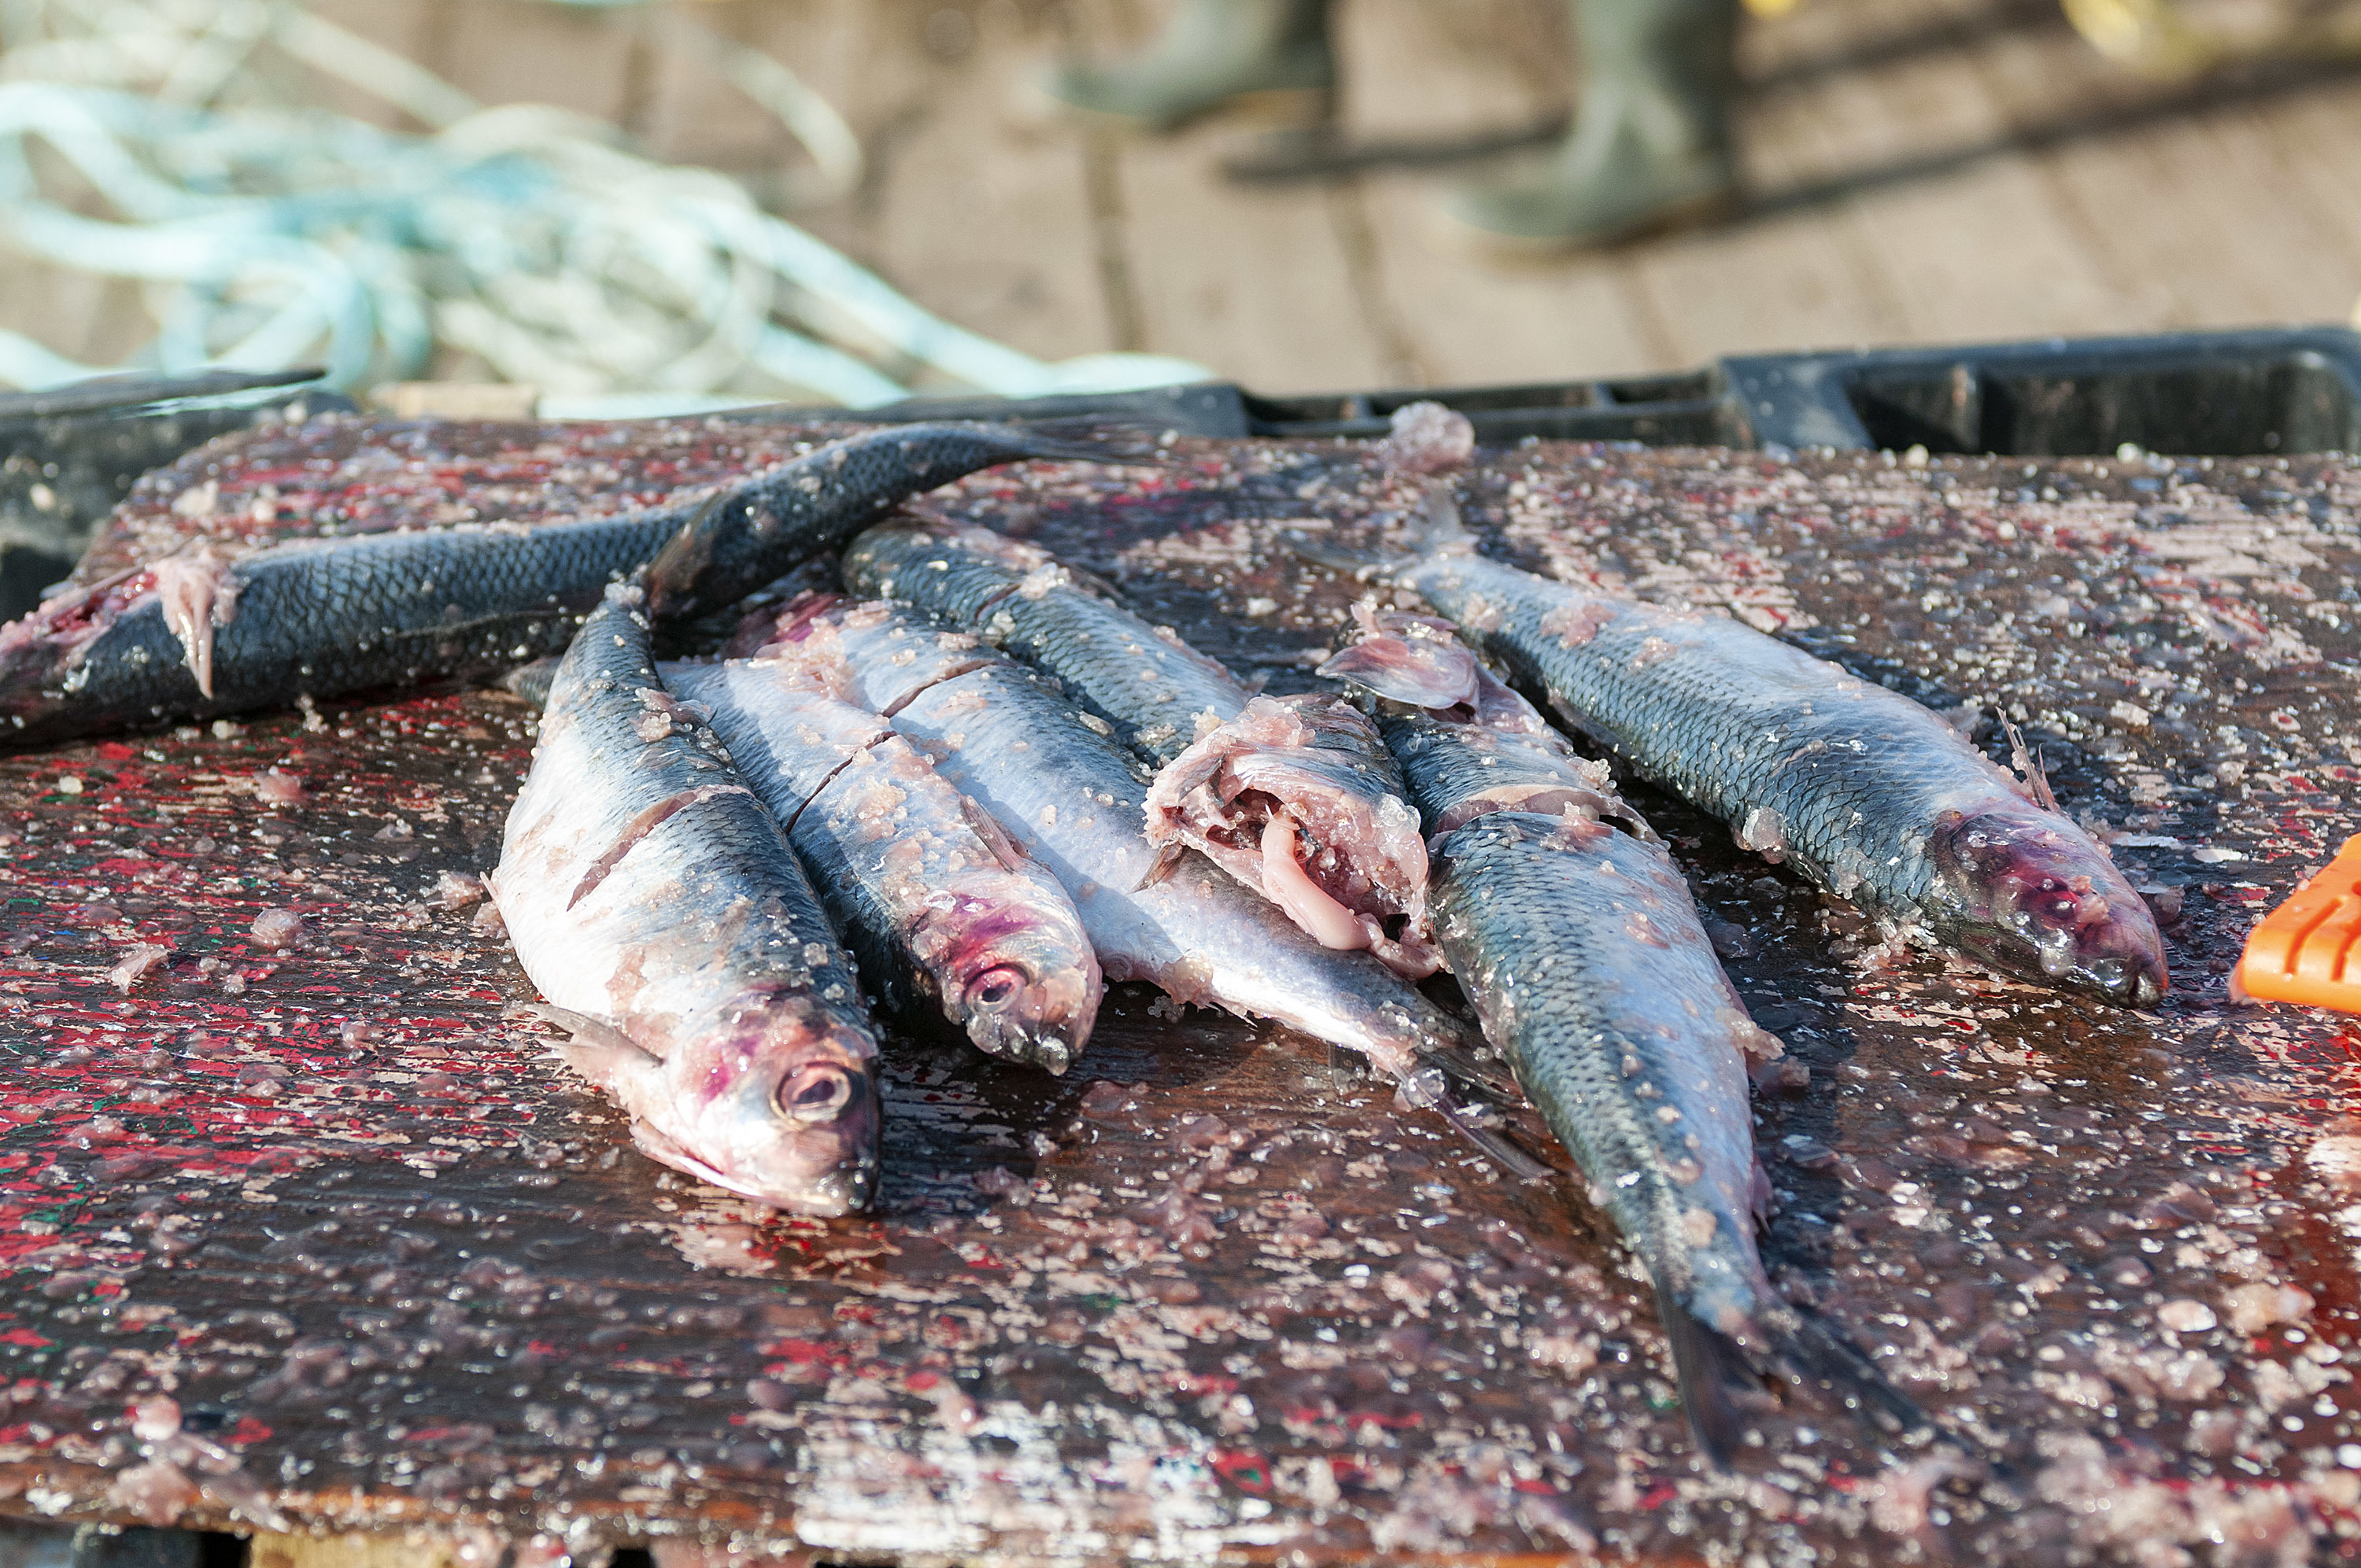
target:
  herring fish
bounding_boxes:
[0,422,1124,747]
[664,658,1103,1074]
[841,519,1436,977]
[743,595,1509,1109]
[491,583,881,1216]
[1324,610,1913,1463]
[1339,489,2167,1007]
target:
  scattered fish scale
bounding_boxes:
[742,595,1491,1096]
[1325,611,1879,1464]
[1385,488,2169,1009]
[843,518,1436,977]
[0,422,1114,747]
[490,582,881,1216]
[663,657,1102,1075]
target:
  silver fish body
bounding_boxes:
[746,596,1485,1090]
[0,422,1113,747]
[1395,535,2167,1007]
[491,584,881,1216]
[843,519,1435,976]
[1325,615,1786,1458]
[664,659,1103,1074]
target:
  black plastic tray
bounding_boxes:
[0,370,346,619]
[803,323,2361,457]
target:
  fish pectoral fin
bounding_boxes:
[628,1119,731,1186]
[1432,1099,1553,1182]
[957,794,1030,873]
[1130,841,1188,892]
[511,1002,663,1091]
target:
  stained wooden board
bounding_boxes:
[4,419,2361,1563]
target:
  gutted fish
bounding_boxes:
[1325,610,1920,1461]
[841,518,1436,976]
[1342,488,2168,1008]
[741,595,1506,1105]
[491,583,881,1216]
[0,422,1126,747]
[665,658,1103,1075]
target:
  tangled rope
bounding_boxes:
[0,1,1206,411]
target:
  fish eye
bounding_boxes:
[965,965,1027,1010]
[778,1064,856,1123]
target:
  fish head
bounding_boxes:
[1928,809,2169,1006]
[663,1015,882,1216]
[944,899,1103,1075]
[0,573,146,721]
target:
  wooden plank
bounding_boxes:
[1765,0,2132,347]
[1343,1,1668,385]
[862,2,1118,367]
[408,0,644,124]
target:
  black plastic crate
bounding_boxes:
[0,369,346,621]
[796,323,2361,458]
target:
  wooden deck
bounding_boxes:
[8,0,2361,399]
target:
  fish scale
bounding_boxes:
[0,422,1118,747]
[844,518,1244,762]
[1398,538,2168,1006]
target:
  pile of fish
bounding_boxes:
[0,404,2174,1463]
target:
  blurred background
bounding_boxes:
[2,0,2359,410]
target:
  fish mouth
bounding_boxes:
[958,955,1101,1075]
[1929,810,2170,1006]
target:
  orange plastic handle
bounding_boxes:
[2234,833,2361,1010]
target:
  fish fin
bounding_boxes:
[495,656,562,710]
[1999,714,2060,813]
[1130,841,1188,891]
[643,493,730,618]
[1431,1099,1554,1182]
[627,1117,751,1195]
[958,794,1031,873]
[510,1003,662,1092]
[1282,530,1406,581]
[1653,1285,1760,1471]
[1413,478,1476,551]
[998,416,1172,467]
[1422,1043,1523,1104]
[1776,1301,1929,1442]
[1654,1291,1930,1470]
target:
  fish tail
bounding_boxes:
[1779,1300,1927,1440]
[1653,1284,1757,1470]
[988,415,1172,467]
[1654,1289,1927,1470]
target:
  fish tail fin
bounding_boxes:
[986,416,1173,467]
[1653,1284,1757,1470]
[1779,1300,1928,1441]
[1654,1289,1929,1470]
